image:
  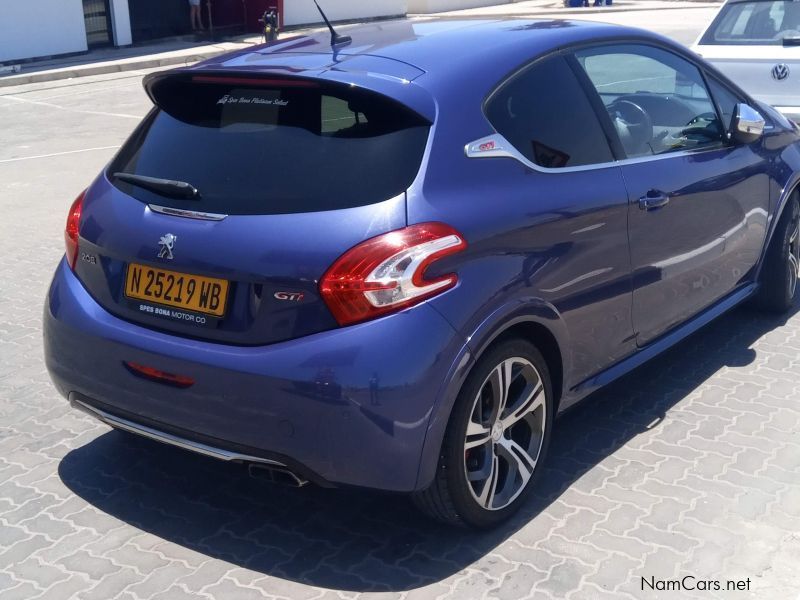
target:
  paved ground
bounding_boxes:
[1,7,799,600]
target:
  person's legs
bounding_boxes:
[190,4,203,31]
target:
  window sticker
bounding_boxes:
[217,94,289,107]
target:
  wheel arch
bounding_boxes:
[487,320,564,412]
[415,299,569,490]
[757,175,800,280]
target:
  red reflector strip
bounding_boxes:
[124,362,195,389]
[191,75,318,88]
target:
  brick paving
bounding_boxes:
[2,65,800,600]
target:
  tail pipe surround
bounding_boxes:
[69,396,309,487]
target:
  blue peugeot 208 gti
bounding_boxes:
[45,18,800,528]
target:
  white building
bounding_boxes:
[0,0,513,64]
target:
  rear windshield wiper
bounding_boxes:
[113,172,200,200]
[782,36,800,47]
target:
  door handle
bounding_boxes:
[638,191,670,211]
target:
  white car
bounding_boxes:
[694,0,800,121]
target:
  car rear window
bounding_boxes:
[700,0,800,45]
[108,75,430,215]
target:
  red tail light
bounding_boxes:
[191,76,318,88]
[320,222,467,326]
[64,191,85,271]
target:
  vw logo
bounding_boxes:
[772,63,790,81]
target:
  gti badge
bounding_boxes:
[274,291,305,302]
[158,233,177,260]
[772,63,790,81]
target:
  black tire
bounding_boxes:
[412,338,554,528]
[757,196,800,313]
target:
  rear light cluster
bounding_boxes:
[64,191,85,271]
[191,75,318,88]
[320,222,466,326]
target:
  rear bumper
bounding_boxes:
[44,260,468,492]
[69,393,311,487]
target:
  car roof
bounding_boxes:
[184,18,674,120]
[275,19,620,72]
[197,18,663,82]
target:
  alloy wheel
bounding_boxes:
[463,357,547,511]
[788,215,800,298]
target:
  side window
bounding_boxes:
[485,55,613,169]
[574,45,726,159]
[729,5,755,36]
[706,77,742,133]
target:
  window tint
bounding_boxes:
[706,77,742,133]
[700,0,800,45]
[109,77,430,215]
[575,45,725,158]
[485,55,613,169]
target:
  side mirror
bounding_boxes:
[731,103,765,144]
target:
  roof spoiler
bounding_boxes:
[141,69,437,124]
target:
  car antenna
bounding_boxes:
[313,0,352,48]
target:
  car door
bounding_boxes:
[573,43,770,346]
[472,54,637,386]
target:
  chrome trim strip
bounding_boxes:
[148,204,228,221]
[71,398,285,467]
[465,132,733,174]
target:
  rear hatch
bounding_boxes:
[74,70,431,345]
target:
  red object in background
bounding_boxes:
[208,0,283,34]
[244,0,284,32]
[207,0,246,32]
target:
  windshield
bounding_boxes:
[700,0,800,45]
[109,76,430,215]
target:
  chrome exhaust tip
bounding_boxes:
[248,463,309,488]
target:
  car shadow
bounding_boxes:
[58,301,798,592]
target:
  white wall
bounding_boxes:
[408,0,510,13]
[283,0,407,27]
[110,0,132,46]
[0,0,87,63]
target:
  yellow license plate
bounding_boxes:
[125,263,229,317]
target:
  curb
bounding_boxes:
[550,3,717,14]
[0,49,230,89]
[422,2,718,17]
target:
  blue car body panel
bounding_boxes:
[45,258,469,491]
[44,18,800,492]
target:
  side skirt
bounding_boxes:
[561,283,758,409]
